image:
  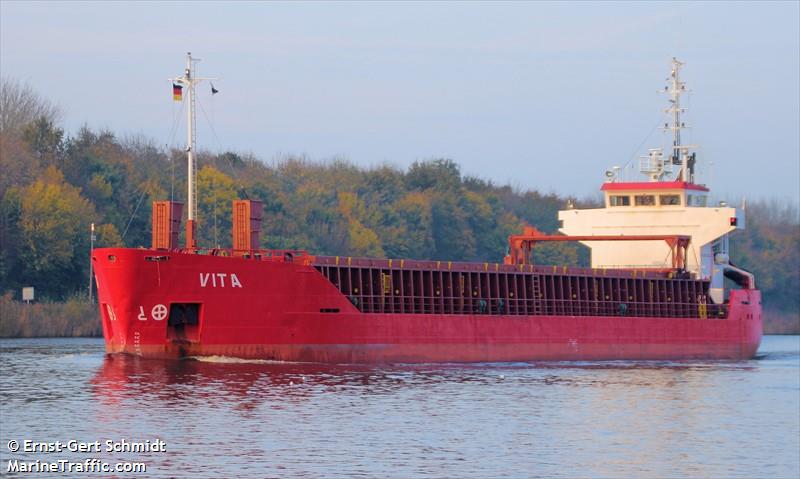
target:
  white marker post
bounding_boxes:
[22,287,34,304]
[89,223,96,303]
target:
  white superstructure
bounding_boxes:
[558,58,751,303]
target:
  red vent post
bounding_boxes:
[151,201,183,250]
[232,200,263,254]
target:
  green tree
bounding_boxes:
[406,159,461,191]
[380,191,436,259]
[95,223,123,247]
[21,117,64,168]
[430,193,477,260]
[532,242,582,266]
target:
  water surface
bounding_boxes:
[1,336,798,478]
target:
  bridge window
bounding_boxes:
[634,195,656,206]
[609,195,630,206]
[659,194,681,205]
[688,194,708,207]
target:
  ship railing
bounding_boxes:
[347,294,728,319]
[181,248,315,265]
[596,264,686,271]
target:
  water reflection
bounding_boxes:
[90,353,765,405]
[90,355,499,406]
[89,353,766,433]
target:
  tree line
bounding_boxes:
[0,78,797,331]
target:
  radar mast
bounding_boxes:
[638,57,697,183]
[663,57,695,182]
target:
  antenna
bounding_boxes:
[170,52,217,248]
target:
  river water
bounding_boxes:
[1,336,798,478]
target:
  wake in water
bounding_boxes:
[186,355,293,365]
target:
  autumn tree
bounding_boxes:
[0,131,39,200]
[3,167,95,298]
[338,192,384,257]
[196,165,238,247]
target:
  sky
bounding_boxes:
[2,1,798,204]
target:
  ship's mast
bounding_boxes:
[171,52,216,248]
[663,57,693,182]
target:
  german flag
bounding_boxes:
[173,83,183,102]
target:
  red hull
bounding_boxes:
[93,248,762,363]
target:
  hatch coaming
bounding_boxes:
[312,257,727,319]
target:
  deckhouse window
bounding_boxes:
[688,194,708,207]
[609,195,630,206]
[659,194,681,205]
[634,195,656,206]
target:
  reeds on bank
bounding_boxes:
[0,293,101,337]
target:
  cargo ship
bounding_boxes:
[92,55,761,362]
